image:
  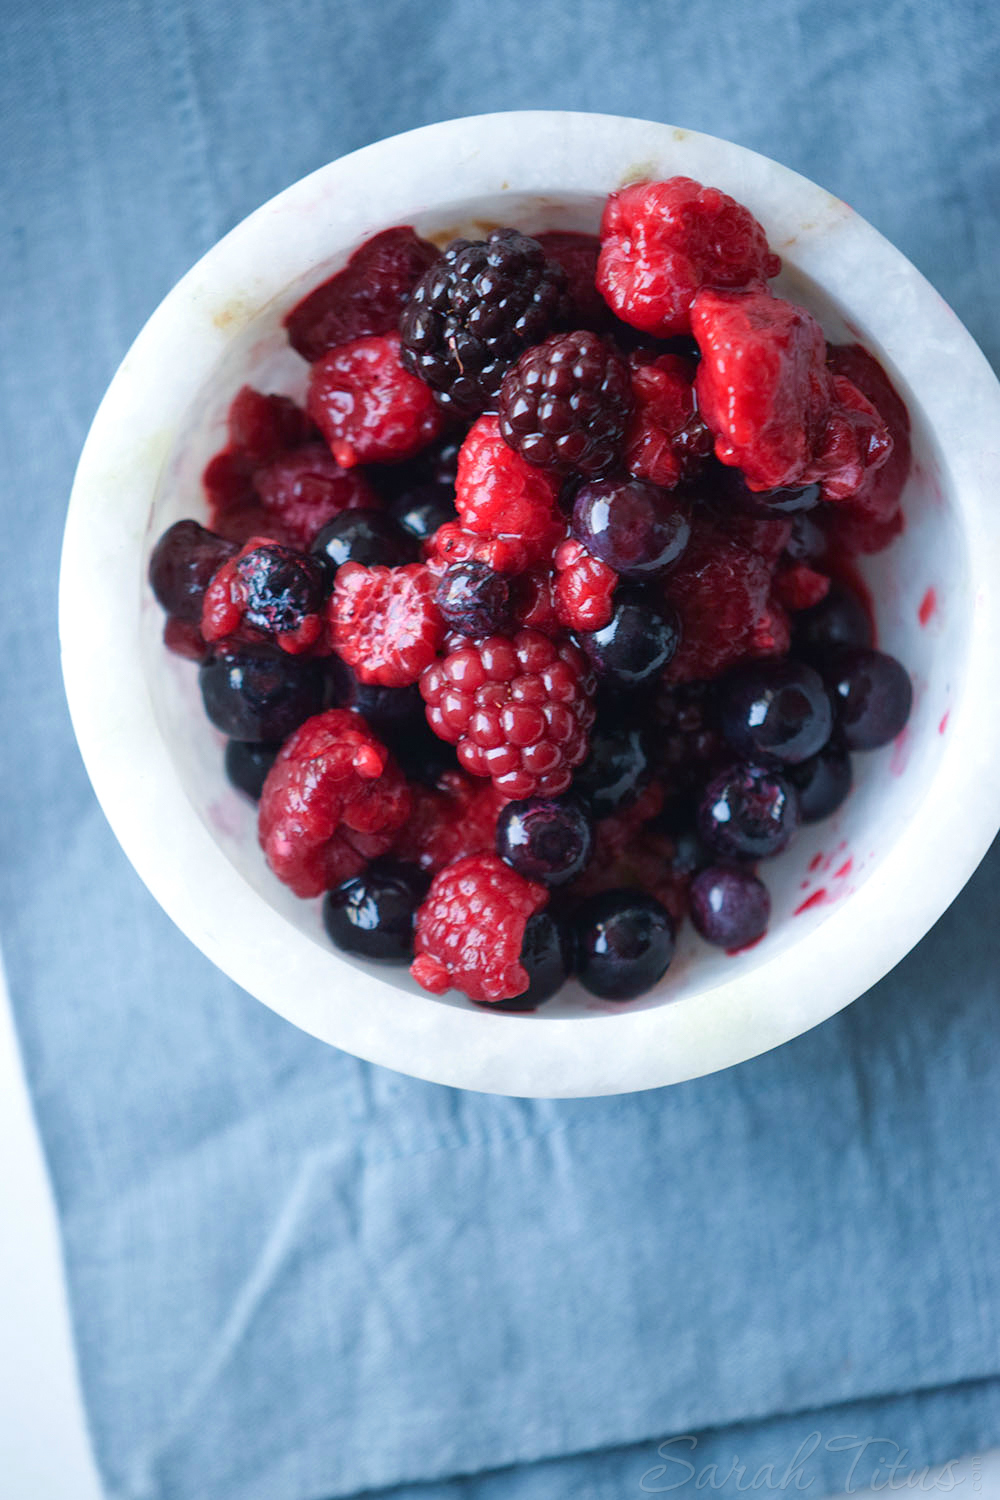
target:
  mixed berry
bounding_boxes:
[149,183,914,1009]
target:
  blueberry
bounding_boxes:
[668,825,715,877]
[224,739,281,801]
[328,657,424,734]
[236,543,329,637]
[689,866,771,949]
[699,763,800,860]
[573,724,649,818]
[787,743,853,822]
[322,859,430,963]
[435,561,513,637]
[572,478,690,578]
[793,582,873,659]
[718,659,833,765]
[574,889,676,1000]
[822,647,913,751]
[579,592,680,684]
[477,912,572,1009]
[389,482,458,543]
[496,797,593,885]
[148,519,236,622]
[383,717,460,785]
[199,645,326,741]
[310,508,415,569]
[714,465,821,517]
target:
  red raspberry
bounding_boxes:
[285,227,438,362]
[329,562,443,686]
[420,629,596,799]
[624,352,712,488]
[410,852,548,1002]
[252,445,378,550]
[307,331,446,468]
[226,386,316,462]
[692,289,832,491]
[802,375,892,502]
[258,710,411,898]
[511,566,562,635]
[392,770,504,874]
[202,538,327,654]
[597,177,781,337]
[662,517,775,682]
[553,538,617,631]
[425,521,538,578]
[203,449,255,516]
[454,415,564,567]
[772,561,832,612]
[825,343,911,528]
[534,231,610,330]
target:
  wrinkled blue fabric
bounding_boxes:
[2,2,999,1497]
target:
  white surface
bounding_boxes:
[60,111,1000,1096]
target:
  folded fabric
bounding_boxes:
[3,1,999,1498]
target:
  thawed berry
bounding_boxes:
[224,739,282,802]
[515,911,573,1006]
[201,539,327,654]
[329,562,443,687]
[435,561,514,637]
[285,227,438,362]
[389,482,457,543]
[713,463,822,517]
[689,866,771,949]
[574,888,676,1000]
[699,763,800,860]
[307,331,446,467]
[572,478,690,578]
[624,352,713,490]
[328,656,425,734]
[793,582,874,659]
[322,859,430,963]
[822,647,913,751]
[454,415,563,566]
[535,230,609,329]
[149,520,237,623]
[788,742,853,822]
[651,680,727,794]
[311,509,415,569]
[718,659,833,765]
[498,329,632,476]
[252,444,378,551]
[553,538,618,632]
[199,645,327,742]
[496,796,594,886]
[573,724,649,818]
[225,386,316,463]
[579,591,680,685]
[399,228,571,416]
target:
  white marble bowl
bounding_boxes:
[59,112,1000,1096]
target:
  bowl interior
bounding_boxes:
[140,188,969,1021]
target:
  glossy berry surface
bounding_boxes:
[399,228,570,415]
[689,866,771,949]
[793,582,874,658]
[718,659,833,765]
[514,912,572,1007]
[285,226,438,361]
[251,444,377,551]
[579,592,680,685]
[329,562,443,687]
[497,329,632,476]
[553,538,617,632]
[574,888,676,1000]
[199,645,326,741]
[699,762,800,859]
[410,852,548,1002]
[149,520,237,623]
[496,796,593,886]
[224,739,281,802]
[573,723,649,818]
[572,477,690,578]
[435,561,514,638]
[822,647,913,751]
[307,331,445,467]
[389,482,457,543]
[788,742,853,822]
[454,415,563,567]
[311,509,415,570]
[624,352,712,489]
[200,539,328,654]
[322,859,430,963]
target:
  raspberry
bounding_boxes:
[251,444,378,550]
[597,177,781,337]
[661,516,775,682]
[329,562,443,686]
[454,415,563,565]
[553,538,617,632]
[392,769,504,873]
[497,330,633,476]
[420,629,596,799]
[692,289,831,492]
[410,852,548,1002]
[534,231,610,330]
[226,386,316,462]
[772,561,831,612]
[201,538,328,654]
[825,343,911,529]
[307,331,446,468]
[802,375,892,502]
[624,352,713,488]
[425,521,539,578]
[399,229,571,416]
[258,710,411,898]
[285,227,438,362]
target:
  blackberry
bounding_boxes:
[498,330,632,476]
[399,229,570,417]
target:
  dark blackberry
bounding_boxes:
[435,561,513,636]
[399,229,570,416]
[498,330,632,476]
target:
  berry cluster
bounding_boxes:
[149,179,914,1008]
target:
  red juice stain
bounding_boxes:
[834,858,853,879]
[939,710,950,735]
[795,888,828,915]
[808,852,824,873]
[918,587,937,627]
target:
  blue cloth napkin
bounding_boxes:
[3,2,1000,1497]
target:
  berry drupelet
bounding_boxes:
[497,329,633,476]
